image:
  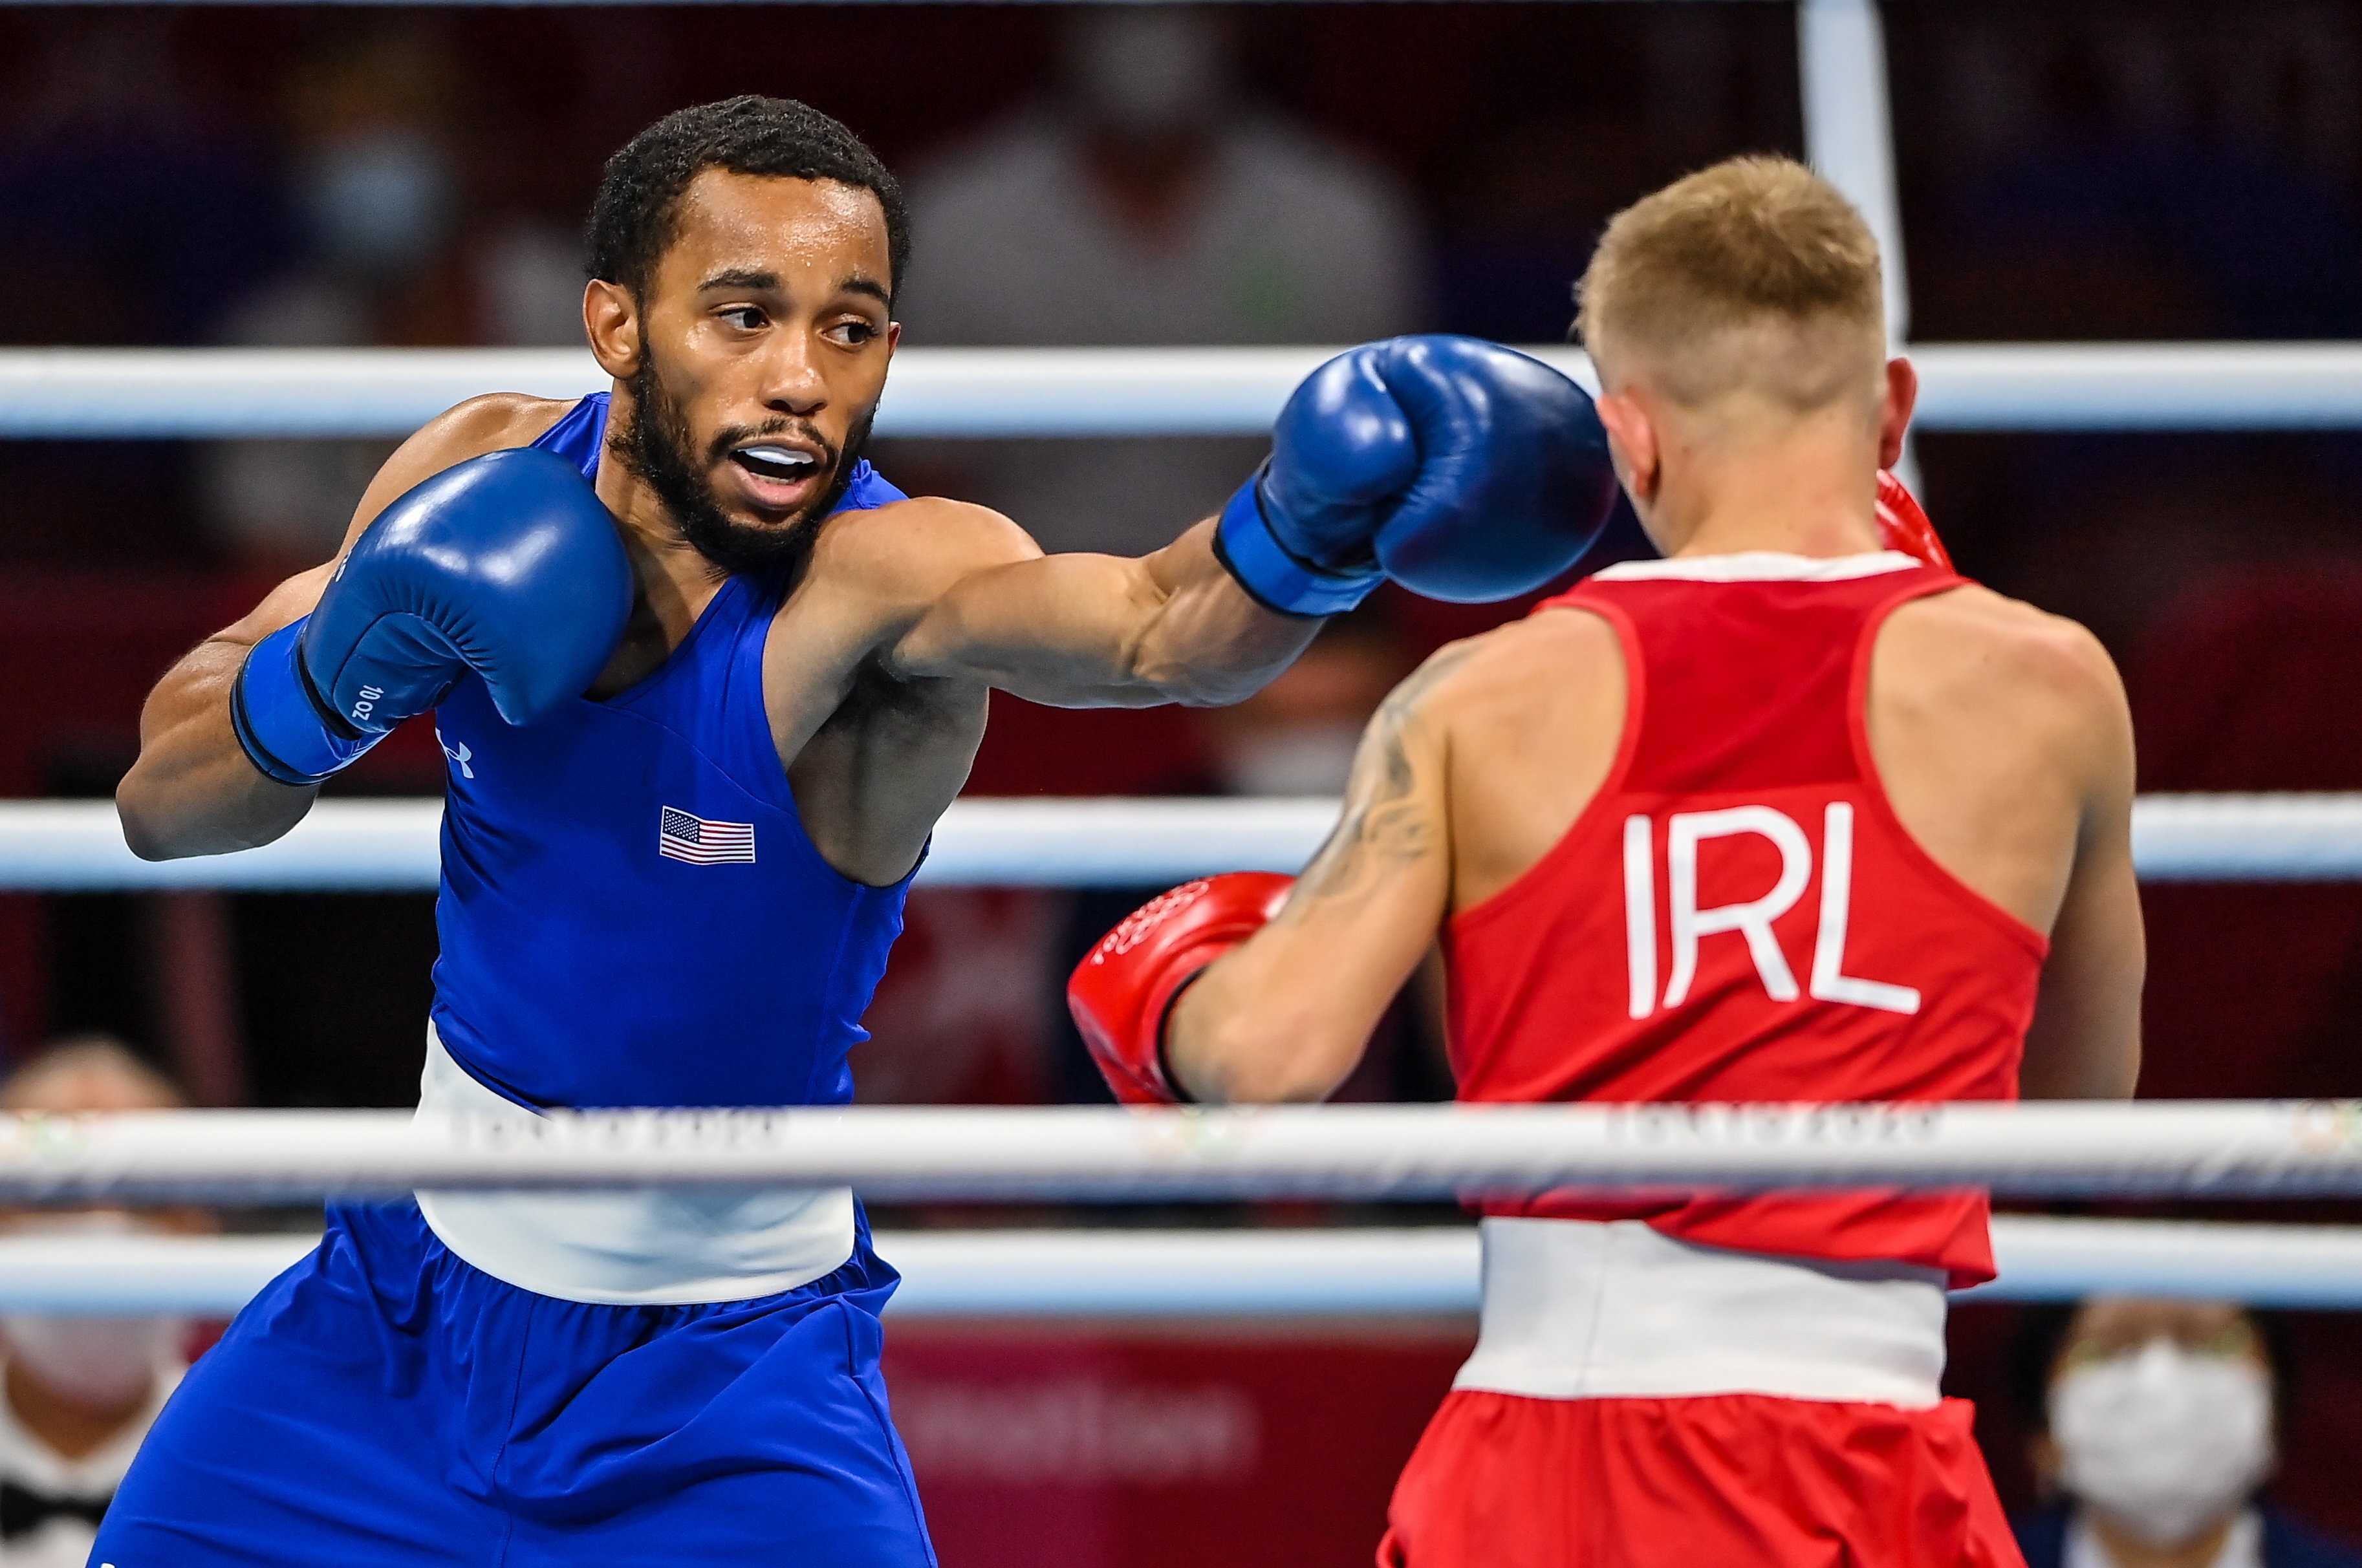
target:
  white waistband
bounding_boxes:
[1454,1218,1947,1408]
[411,1027,856,1305]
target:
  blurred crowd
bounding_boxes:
[2008,1298,2362,1568]
[2,0,2358,1099]
[0,1040,202,1568]
[3,0,2362,1555]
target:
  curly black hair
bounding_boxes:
[585,95,909,303]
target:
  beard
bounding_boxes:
[609,351,877,586]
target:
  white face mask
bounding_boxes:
[0,1315,177,1409]
[0,1212,185,1410]
[2050,1337,2274,1549]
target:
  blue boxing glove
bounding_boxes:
[1216,336,1620,613]
[231,449,633,787]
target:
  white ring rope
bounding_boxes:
[3,1219,2356,1316]
[6,344,2362,438]
[5,795,2360,892]
[3,1101,2361,1203]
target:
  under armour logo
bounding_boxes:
[438,730,474,780]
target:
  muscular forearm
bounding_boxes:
[1125,522,1322,707]
[1164,658,1457,1098]
[1165,949,1366,1103]
[115,398,567,860]
[117,638,317,861]
[1070,684,1451,1108]
[897,516,1322,709]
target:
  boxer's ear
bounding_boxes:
[584,279,642,381]
[1595,392,1659,512]
[1877,356,1918,471]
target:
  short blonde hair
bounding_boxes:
[1576,155,1884,410]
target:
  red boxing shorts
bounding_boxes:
[1378,1388,2024,1568]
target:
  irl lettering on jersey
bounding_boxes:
[1621,801,1922,1022]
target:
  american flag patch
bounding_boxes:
[658,806,757,865]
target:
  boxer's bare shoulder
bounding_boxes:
[332,395,580,555]
[808,493,1039,641]
[777,494,1034,728]
[1883,580,2112,673]
[1875,585,2127,787]
[1438,604,1625,716]
[423,391,576,454]
[1872,584,2132,932]
[1374,610,1631,914]
[1360,608,1624,744]
[195,395,588,665]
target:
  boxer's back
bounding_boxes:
[1363,156,2124,1568]
[1434,548,2118,1285]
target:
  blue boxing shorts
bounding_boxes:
[92,1199,937,1565]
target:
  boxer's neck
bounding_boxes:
[1646,406,1884,561]
[592,385,741,656]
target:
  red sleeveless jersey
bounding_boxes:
[1442,551,2048,1285]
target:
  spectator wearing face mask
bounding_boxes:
[906,6,1425,559]
[0,1038,203,1568]
[197,24,585,576]
[2014,1298,2362,1568]
[195,29,471,575]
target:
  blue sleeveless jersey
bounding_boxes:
[428,392,915,1110]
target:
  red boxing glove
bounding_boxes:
[1876,470,1954,572]
[1067,872,1295,1105]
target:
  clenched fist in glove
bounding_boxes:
[1066,873,1295,1105]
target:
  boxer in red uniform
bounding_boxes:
[1068,155,2144,1567]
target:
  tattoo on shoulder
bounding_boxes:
[1282,645,1477,913]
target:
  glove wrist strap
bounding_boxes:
[230,619,383,788]
[1147,962,1225,1106]
[1214,469,1381,618]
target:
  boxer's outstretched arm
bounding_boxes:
[882,507,1321,709]
[887,336,1610,707]
[117,397,539,859]
[1162,649,1465,1102]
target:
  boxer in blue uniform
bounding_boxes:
[103,97,1619,1564]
